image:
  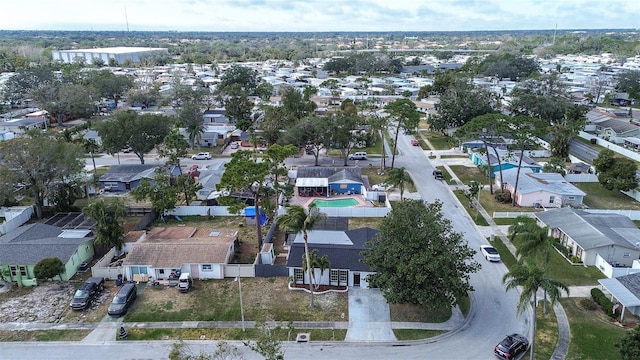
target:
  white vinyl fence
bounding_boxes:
[0,206,34,235]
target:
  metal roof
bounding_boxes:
[599,275,640,308]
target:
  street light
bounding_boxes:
[234,264,245,332]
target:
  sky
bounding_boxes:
[2,0,639,32]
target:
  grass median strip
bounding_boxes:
[119,327,347,341]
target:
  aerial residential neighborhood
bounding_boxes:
[0,19,640,360]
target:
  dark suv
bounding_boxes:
[495,333,529,359]
[70,277,105,310]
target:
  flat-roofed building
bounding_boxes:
[52,47,168,64]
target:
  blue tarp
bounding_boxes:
[244,207,267,226]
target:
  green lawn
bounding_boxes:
[453,190,489,226]
[422,131,455,150]
[574,182,640,210]
[121,327,348,342]
[509,237,603,286]
[534,302,559,360]
[562,298,628,360]
[448,165,487,185]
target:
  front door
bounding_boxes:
[353,273,361,287]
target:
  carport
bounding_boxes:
[598,274,640,321]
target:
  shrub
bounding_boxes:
[34,257,65,281]
[591,288,616,318]
[571,256,582,263]
[494,189,512,203]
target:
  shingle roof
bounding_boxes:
[536,208,640,250]
[594,118,640,134]
[123,228,237,267]
[296,167,362,182]
[287,227,378,272]
[99,164,159,183]
[0,223,93,264]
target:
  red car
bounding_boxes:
[411,139,419,146]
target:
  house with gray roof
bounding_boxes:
[295,167,364,196]
[536,208,640,267]
[593,118,640,138]
[0,223,95,287]
[497,168,585,208]
[287,227,378,289]
[99,164,179,192]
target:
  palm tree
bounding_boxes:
[385,167,414,201]
[304,249,331,291]
[503,260,569,360]
[276,203,325,307]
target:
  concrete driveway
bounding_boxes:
[345,288,396,341]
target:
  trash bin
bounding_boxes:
[116,274,123,286]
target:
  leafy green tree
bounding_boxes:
[0,134,84,219]
[126,86,161,109]
[255,82,274,101]
[218,65,259,95]
[33,83,96,126]
[474,52,540,80]
[132,171,180,220]
[276,203,324,308]
[281,86,314,120]
[177,103,204,148]
[224,84,254,131]
[615,70,640,103]
[218,150,272,250]
[542,157,567,175]
[284,115,331,166]
[363,200,480,308]
[34,258,65,281]
[616,324,640,360]
[96,111,173,164]
[48,181,84,213]
[503,260,569,360]
[83,199,126,251]
[429,78,497,133]
[159,127,190,173]
[384,98,420,168]
[2,66,56,107]
[327,113,366,166]
[86,70,134,107]
[259,106,290,146]
[594,149,638,191]
[385,167,414,201]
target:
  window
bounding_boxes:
[549,196,555,204]
[624,252,631,258]
[19,266,27,276]
[9,266,17,277]
[339,270,348,283]
[330,270,339,283]
[202,264,212,271]
[567,196,575,200]
[159,269,165,274]
[294,268,304,283]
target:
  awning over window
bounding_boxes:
[295,178,329,187]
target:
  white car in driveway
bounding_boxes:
[191,152,211,160]
[480,245,501,262]
[371,183,394,191]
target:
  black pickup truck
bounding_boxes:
[70,277,105,310]
[433,169,444,180]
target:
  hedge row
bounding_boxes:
[591,288,617,319]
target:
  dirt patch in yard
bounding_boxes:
[0,282,74,323]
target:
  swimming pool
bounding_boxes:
[312,198,359,208]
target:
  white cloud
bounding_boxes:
[1,0,639,31]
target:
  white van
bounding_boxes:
[178,273,193,293]
[348,152,368,160]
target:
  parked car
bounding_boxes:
[70,277,104,310]
[178,273,193,293]
[108,283,137,317]
[230,142,239,149]
[433,169,444,180]
[348,152,367,160]
[480,245,501,262]
[494,333,529,359]
[191,152,211,160]
[411,139,419,146]
[371,183,393,191]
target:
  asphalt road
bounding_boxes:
[0,140,530,359]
